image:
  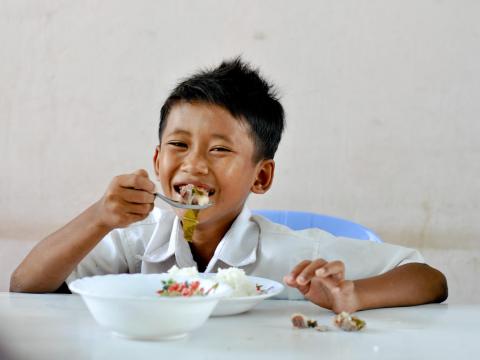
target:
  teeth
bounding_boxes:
[176,184,212,205]
[175,184,214,195]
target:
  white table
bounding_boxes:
[0,293,478,360]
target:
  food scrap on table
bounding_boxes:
[333,312,366,331]
[291,313,310,328]
[291,312,366,332]
[291,313,328,331]
[314,324,329,332]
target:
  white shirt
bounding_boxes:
[66,207,424,299]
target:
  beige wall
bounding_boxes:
[1,1,479,302]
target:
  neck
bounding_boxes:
[187,222,228,272]
[187,210,242,272]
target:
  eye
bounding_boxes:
[211,146,231,153]
[167,141,188,148]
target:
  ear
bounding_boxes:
[251,159,275,194]
[153,145,161,179]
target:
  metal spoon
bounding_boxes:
[154,192,213,210]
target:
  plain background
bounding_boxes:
[1,0,478,302]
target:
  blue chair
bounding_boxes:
[252,210,382,243]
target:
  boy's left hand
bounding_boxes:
[284,259,360,314]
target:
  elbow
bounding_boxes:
[435,271,448,303]
[9,269,25,293]
[427,264,448,303]
[10,267,66,293]
[9,268,40,293]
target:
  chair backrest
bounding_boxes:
[252,210,382,243]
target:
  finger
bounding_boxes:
[315,260,345,281]
[283,275,310,295]
[107,198,153,216]
[283,275,307,289]
[284,260,311,285]
[119,187,155,204]
[124,212,148,223]
[296,258,328,286]
[123,202,154,216]
[133,169,149,177]
[117,173,155,193]
[283,275,295,286]
[106,208,149,229]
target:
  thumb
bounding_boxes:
[133,169,149,178]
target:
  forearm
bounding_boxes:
[10,202,112,293]
[354,263,448,311]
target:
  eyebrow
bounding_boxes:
[211,134,233,143]
[166,129,190,137]
[165,129,234,144]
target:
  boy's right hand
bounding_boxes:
[94,169,156,230]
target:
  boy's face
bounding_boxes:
[154,101,274,228]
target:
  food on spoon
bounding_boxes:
[333,311,366,331]
[179,184,210,205]
[178,184,210,241]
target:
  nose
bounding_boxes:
[181,149,209,175]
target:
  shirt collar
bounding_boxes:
[141,206,259,272]
[205,206,258,271]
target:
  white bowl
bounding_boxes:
[211,275,284,316]
[68,273,231,340]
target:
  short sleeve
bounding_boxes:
[317,236,425,280]
[65,207,173,284]
[65,229,129,284]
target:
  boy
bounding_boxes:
[10,58,447,313]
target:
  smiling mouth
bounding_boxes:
[173,184,215,197]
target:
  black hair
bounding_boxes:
[159,57,285,161]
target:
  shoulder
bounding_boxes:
[251,214,336,242]
[250,214,341,259]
